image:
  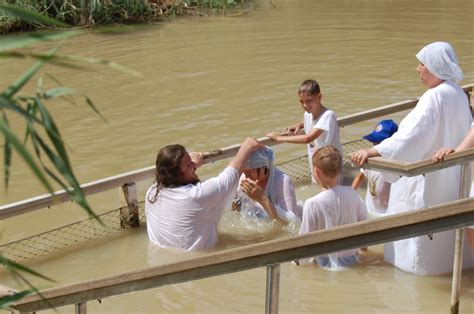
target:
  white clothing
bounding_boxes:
[145,167,239,251]
[238,168,301,222]
[303,109,343,182]
[299,185,367,268]
[362,169,390,216]
[374,81,474,275]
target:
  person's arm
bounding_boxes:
[352,172,366,190]
[455,127,474,151]
[266,128,324,144]
[281,120,304,135]
[228,138,264,174]
[350,148,381,167]
[240,178,286,224]
[433,127,474,162]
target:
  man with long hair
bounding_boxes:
[145,137,263,251]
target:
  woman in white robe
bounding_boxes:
[351,42,474,275]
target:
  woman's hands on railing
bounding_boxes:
[350,148,381,166]
[432,148,455,162]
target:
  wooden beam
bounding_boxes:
[363,148,474,177]
[13,197,474,312]
[0,165,155,220]
[120,183,139,228]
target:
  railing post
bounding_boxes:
[120,182,139,228]
[265,263,280,314]
[450,163,469,314]
[75,302,87,314]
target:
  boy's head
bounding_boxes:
[312,146,342,180]
[298,79,323,114]
[363,119,398,144]
[298,79,320,96]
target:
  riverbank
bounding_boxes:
[0,0,256,33]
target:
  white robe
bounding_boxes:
[374,81,474,275]
[145,167,239,251]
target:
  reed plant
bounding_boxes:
[0,0,254,33]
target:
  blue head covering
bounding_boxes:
[246,146,274,169]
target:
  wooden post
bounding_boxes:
[80,0,89,26]
[265,264,280,314]
[75,302,87,314]
[120,183,139,228]
[450,163,469,314]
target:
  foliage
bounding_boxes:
[0,0,255,32]
[0,4,141,310]
[0,254,54,310]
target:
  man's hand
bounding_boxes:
[189,152,204,168]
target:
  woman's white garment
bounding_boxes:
[361,169,390,216]
[238,168,301,222]
[303,109,343,182]
[374,81,474,275]
[299,185,367,268]
[145,167,239,251]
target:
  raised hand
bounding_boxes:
[240,178,264,202]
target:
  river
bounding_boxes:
[1,0,474,312]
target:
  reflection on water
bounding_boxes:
[1,0,474,312]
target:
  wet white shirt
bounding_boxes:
[145,167,239,251]
[299,185,367,267]
[237,168,301,222]
[374,81,474,275]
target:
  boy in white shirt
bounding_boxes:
[298,146,367,268]
[266,79,343,183]
[352,119,398,217]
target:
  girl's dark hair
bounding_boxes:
[298,79,321,96]
[148,144,187,203]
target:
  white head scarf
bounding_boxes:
[416,42,464,84]
[246,146,276,204]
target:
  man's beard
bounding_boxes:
[188,177,200,185]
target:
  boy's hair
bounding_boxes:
[298,79,320,96]
[312,146,342,178]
